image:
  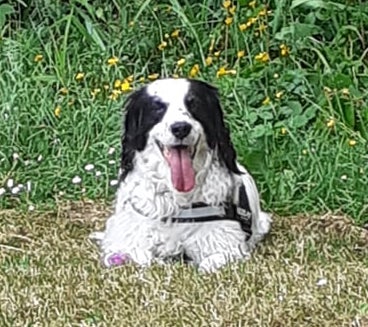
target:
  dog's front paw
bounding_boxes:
[198,252,251,273]
[102,252,131,268]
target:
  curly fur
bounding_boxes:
[90,78,271,273]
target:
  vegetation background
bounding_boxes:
[1,1,368,326]
[0,0,367,221]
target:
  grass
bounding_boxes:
[0,0,367,223]
[1,202,368,326]
[0,1,367,324]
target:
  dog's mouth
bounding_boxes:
[155,139,199,193]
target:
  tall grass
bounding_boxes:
[0,0,367,223]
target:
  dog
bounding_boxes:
[90,78,271,273]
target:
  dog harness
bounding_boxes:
[163,186,253,240]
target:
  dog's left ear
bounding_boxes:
[188,80,242,175]
[209,86,242,175]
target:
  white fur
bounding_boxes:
[90,79,272,273]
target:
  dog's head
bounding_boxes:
[120,78,240,193]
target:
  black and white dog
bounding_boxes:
[90,78,271,273]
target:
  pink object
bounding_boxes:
[103,253,131,267]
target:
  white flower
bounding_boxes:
[72,176,82,184]
[28,205,35,211]
[110,179,118,186]
[13,153,20,160]
[0,188,6,196]
[59,191,65,196]
[24,160,30,166]
[108,147,115,155]
[81,188,86,193]
[316,278,327,286]
[84,164,95,171]
[37,155,43,162]
[108,160,116,165]
[6,179,14,188]
[11,186,21,194]
[341,175,348,180]
[26,181,32,192]
[95,171,102,177]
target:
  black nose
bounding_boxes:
[170,122,192,140]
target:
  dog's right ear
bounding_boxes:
[119,85,168,181]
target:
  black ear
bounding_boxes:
[119,86,168,181]
[186,79,242,175]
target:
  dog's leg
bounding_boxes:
[91,212,156,268]
[237,165,272,249]
[198,251,251,273]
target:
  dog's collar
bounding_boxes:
[162,186,253,239]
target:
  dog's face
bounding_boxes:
[120,78,240,192]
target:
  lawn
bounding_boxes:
[0,0,367,325]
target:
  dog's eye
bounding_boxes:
[152,100,166,113]
[185,95,196,109]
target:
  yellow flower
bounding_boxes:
[216,67,236,78]
[205,56,213,66]
[258,8,267,16]
[172,74,180,79]
[247,17,258,26]
[217,67,227,78]
[128,21,135,27]
[302,149,307,155]
[54,106,61,118]
[280,44,290,57]
[258,23,267,34]
[139,77,145,83]
[108,89,121,101]
[223,0,231,9]
[121,80,132,93]
[341,88,350,96]
[34,54,43,62]
[249,0,256,8]
[59,87,68,95]
[75,72,85,81]
[189,64,200,78]
[237,50,245,59]
[114,79,122,89]
[229,5,236,15]
[275,91,283,99]
[214,50,221,57]
[281,127,287,135]
[91,88,101,98]
[326,118,335,128]
[255,52,270,63]
[171,29,180,38]
[148,73,159,81]
[177,58,186,67]
[239,24,247,32]
[107,56,119,66]
[348,139,356,146]
[262,96,271,105]
[158,41,168,51]
[225,17,233,25]
[103,84,110,91]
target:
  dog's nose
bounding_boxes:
[170,122,192,140]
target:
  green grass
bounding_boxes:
[0,0,367,225]
[1,202,367,326]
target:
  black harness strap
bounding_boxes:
[162,186,253,239]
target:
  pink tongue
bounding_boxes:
[167,148,195,192]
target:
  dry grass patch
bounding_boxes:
[1,202,367,327]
